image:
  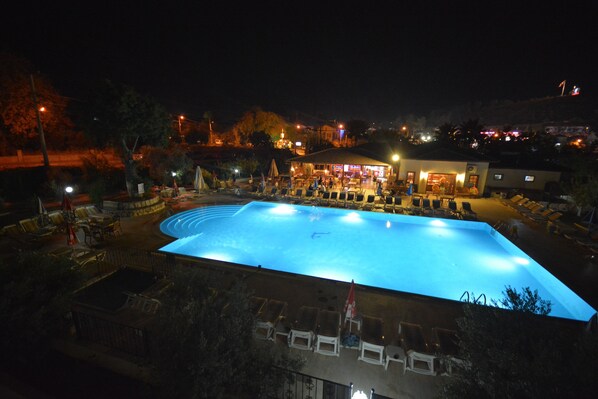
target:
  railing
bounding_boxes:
[71,309,149,357]
[460,291,487,305]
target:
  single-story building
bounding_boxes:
[288,144,494,196]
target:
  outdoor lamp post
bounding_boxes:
[178,115,185,143]
[392,153,400,182]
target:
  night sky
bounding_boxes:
[3,1,598,125]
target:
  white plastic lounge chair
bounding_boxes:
[400,321,436,375]
[432,327,464,375]
[254,299,287,340]
[315,310,341,356]
[358,315,385,366]
[289,306,319,350]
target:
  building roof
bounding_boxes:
[288,147,391,166]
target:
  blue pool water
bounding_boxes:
[160,201,596,321]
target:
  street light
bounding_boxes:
[178,115,185,143]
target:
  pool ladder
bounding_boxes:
[460,291,487,305]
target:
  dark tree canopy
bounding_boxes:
[440,286,598,399]
[151,267,303,398]
[0,252,82,365]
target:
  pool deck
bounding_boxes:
[9,190,598,398]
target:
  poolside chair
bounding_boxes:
[1,224,38,250]
[302,189,316,204]
[250,296,267,318]
[345,192,356,208]
[334,191,347,207]
[265,187,278,199]
[526,208,554,222]
[432,327,464,375]
[351,193,365,209]
[460,202,477,220]
[75,206,91,221]
[291,188,304,203]
[289,306,320,350]
[48,211,68,232]
[410,197,423,215]
[277,187,289,201]
[422,198,433,216]
[320,191,331,205]
[393,196,404,213]
[383,196,394,212]
[358,315,385,366]
[254,299,287,341]
[18,218,55,238]
[314,309,341,356]
[362,194,377,211]
[329,191,338,206]
[399,321,436,375]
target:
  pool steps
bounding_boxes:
[160,205,243,238]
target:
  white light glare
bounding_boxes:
[270,204,297,215]
[513,256,530,266]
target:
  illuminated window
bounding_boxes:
[524,175,535,182]
[493,174,504,181]
[406,171,415,184]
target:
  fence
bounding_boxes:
[71,309,150,357]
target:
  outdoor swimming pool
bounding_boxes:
[160,201,596,321]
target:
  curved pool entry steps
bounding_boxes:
[160,205,243,238]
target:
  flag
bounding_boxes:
[558,80,566,88]
[344,280,357,331]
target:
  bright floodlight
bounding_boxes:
[352,391,368,399]
[172,171,177,177]
[392,154,400,162]
[65,186,73,193]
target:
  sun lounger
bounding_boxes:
[333,191,347,207]
[399,321,436,375]
[432,327,464,375]
[383,196,394,212]
[352,193,365,209]
[393,196,404,213]
[345,192,356,208]
[18,218,55,238]
[250,296,267,318]
[315,309,341,356]
[358,315,385,366]
[362,194,377,211]
[254,299,287,341]
[460,202,477,220]
[289,306,319,350]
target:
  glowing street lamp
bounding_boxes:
[178,115,185,143]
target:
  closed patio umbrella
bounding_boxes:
[193,166,206,192]
[268,159,279,179]
[37,196,49,227]
[406,183,413,196]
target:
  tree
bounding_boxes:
[440,286,598,399]
[346,119,369,141]
[564,157,598,227]
[81,80,172,196]
[456,119,484,148]
[249,130,273,148]
[151,267,303,398]
[436,122,458,143]
[230,108,287,146]
[140,145,193,186]
[0,53,82,154]
[0,252,82,366]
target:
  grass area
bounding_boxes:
[75,268,157,311]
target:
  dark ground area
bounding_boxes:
[1,351,151,398]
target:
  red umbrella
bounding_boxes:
[67,223,78,246]
[344,279,357,331]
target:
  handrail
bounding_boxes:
[459,291,470,302]
[476,293,487,305]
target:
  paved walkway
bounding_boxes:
[7,191,597,398]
